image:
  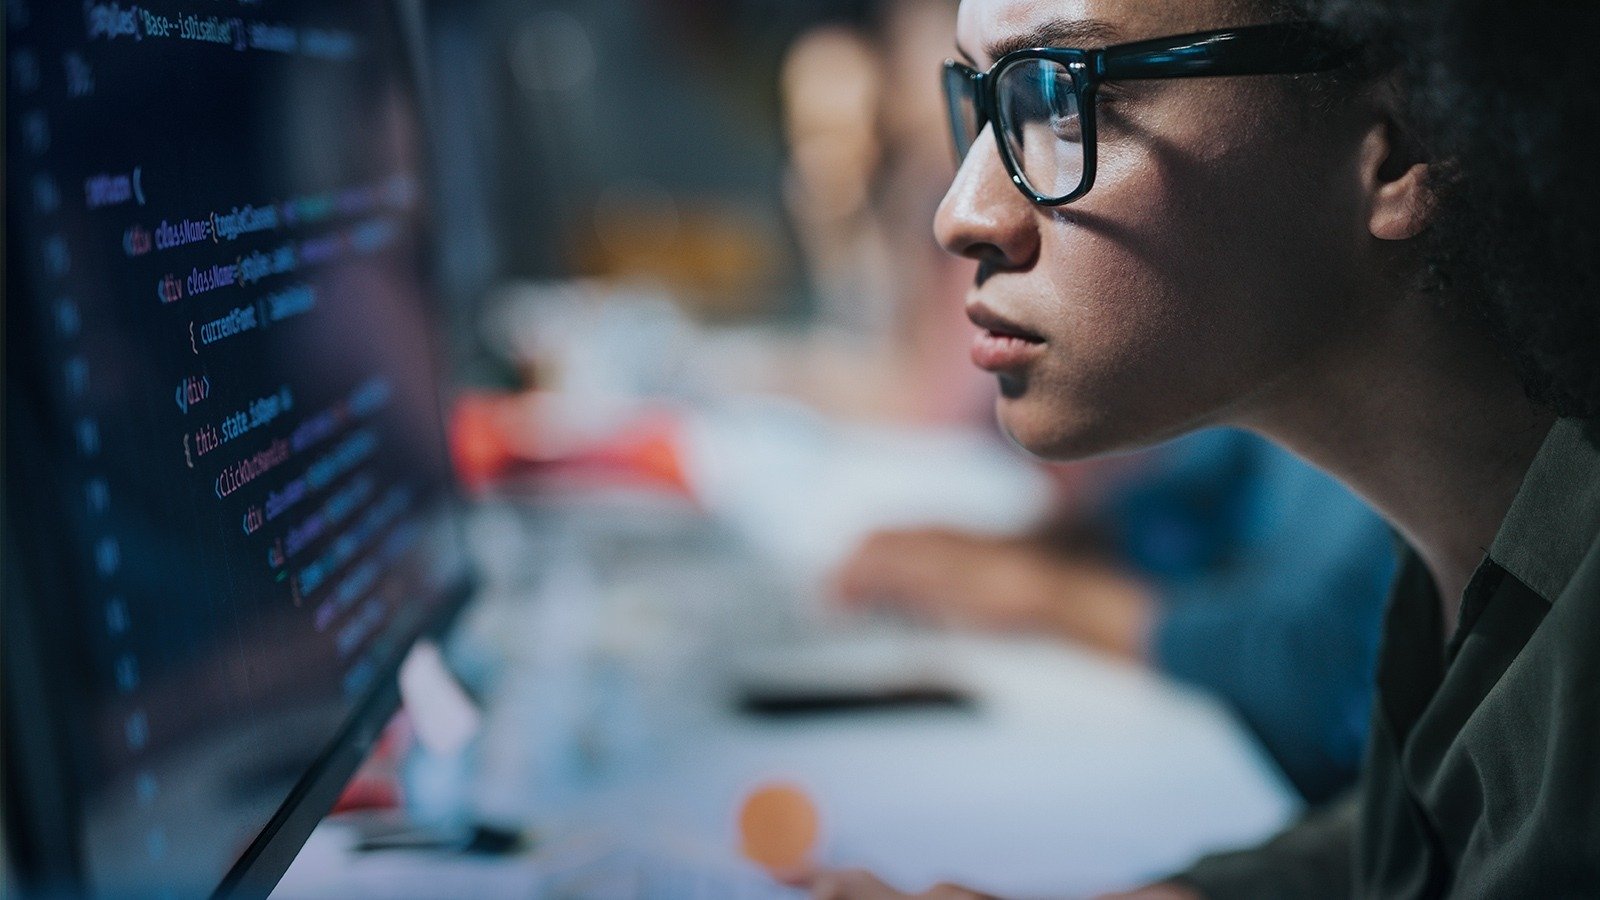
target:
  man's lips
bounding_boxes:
[967,301,1044,342]
[967,301,1045,372]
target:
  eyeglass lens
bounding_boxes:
[943,63,982,159]
[995,58,1084,200]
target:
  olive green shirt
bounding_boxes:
[1177,416,1600,897]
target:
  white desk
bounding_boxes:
[277,497,1299,899]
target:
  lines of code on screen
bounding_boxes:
[6,1,463,893]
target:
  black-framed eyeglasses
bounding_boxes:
[943,23,1355,206]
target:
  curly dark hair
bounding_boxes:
[1261,0,1600,417]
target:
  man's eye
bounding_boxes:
[1050,111,1082,142]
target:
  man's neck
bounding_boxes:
[1243,295,1555,635]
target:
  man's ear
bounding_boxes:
[1363,120,1433,242]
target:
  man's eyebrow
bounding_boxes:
[980,18,1122,64]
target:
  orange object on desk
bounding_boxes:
[738,781,821,876]
[449,391,691,495]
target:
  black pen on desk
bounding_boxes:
[351,822,531,856]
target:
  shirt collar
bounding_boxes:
[1488,417,1600,602]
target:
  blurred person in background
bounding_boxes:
[777,0,995,426]
[799,0,1600,896]
[835,428,1395,806]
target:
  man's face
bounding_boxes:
[938,0,1380,459]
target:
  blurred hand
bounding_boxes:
[794,868,995,900]
[832,527,1154,660]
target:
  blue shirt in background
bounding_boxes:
[1105,429,1395,804]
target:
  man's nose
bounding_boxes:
[934,125,1041,274]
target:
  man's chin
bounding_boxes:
[995,393,1126,462]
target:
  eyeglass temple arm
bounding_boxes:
[1095,24,1350,81]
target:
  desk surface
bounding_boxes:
[277,498,1299,898]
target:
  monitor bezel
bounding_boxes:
[214,577,475,900]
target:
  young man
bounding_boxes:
[802,0,1600,897]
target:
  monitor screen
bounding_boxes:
[4,1,470,894]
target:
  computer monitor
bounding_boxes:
[4,1,473,895]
